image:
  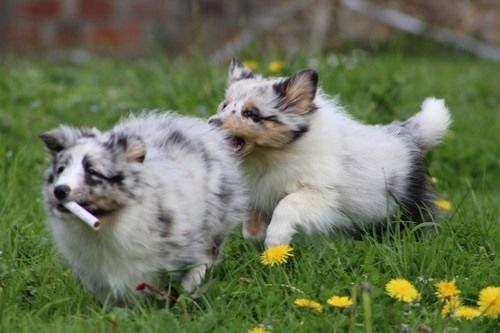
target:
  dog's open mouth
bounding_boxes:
[230,136,246,154]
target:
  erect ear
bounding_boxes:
[40,126,100,155]
[228,58,255,85]
[273,69,318,114]
[106,134,146,163]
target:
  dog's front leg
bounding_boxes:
[243,209,269,242]
[180,264,207,292]
[264,188,348,248]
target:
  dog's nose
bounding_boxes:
[54,185,71,200]
[208,117,222,127]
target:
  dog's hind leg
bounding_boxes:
[264,188,350,248]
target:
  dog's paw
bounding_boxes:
[181,264,207,293]
[264,233,292,249]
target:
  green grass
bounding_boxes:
[0,49,499,332]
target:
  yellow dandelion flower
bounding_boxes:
[435,199,451,211]
[242,60,259,70]
[247,326,269,333]
[477,286,500,318]
[441,296,462,318]
[268,60,285,73]
[455,306,481,320]
[434,279,460,300]
[260,245,293,266]
[385,278,420,303]
[294,298,323,312]
[327,295,353,308]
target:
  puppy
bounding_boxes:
[41,112,247,303]
[209,59,451,248]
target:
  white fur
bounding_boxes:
[405,97,451,150]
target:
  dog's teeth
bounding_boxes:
[230,136,245,152]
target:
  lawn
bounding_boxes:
[0,48,499,332]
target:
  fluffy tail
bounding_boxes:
[404,97,451,150]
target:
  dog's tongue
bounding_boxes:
[230,136,245,153]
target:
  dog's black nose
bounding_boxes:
[208,117,222,127]
[54,185,70,200]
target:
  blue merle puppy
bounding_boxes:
[40,112,248,304]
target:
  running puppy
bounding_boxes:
[209,60,451,248]
[41,112,247,303]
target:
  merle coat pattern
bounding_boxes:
[41,112,248,303]
[209,59,451,248]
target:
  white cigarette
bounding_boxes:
[63,201,100,230]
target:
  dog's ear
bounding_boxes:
[273,69,318,114]
[40,126,100,155]
[106,134,146,163]
[228,58,255,85]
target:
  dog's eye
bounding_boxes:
[87,168,99,177]
[221,101,228,109]
[242,108,261,122]
[56,166,65,174]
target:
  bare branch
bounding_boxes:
[341,0,500,61]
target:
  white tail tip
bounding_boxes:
[408,97,451,150]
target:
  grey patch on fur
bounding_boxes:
[158,206,174,238]
[209,233,225,260]
[46,172,54,184]
[54,154,71,171]
[216,175,233,206]
[104,133,146,163]
[199,142,213,172]
[165,130,188,146]
[390,127,437,223]
[163,130,200,157]
[171,258,195,273]
[399,152,435,223]
[163,240,182,250]
[290,124,310,142]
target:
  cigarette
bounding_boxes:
[63,201,100,230]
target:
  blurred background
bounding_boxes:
[1,0,500,61]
